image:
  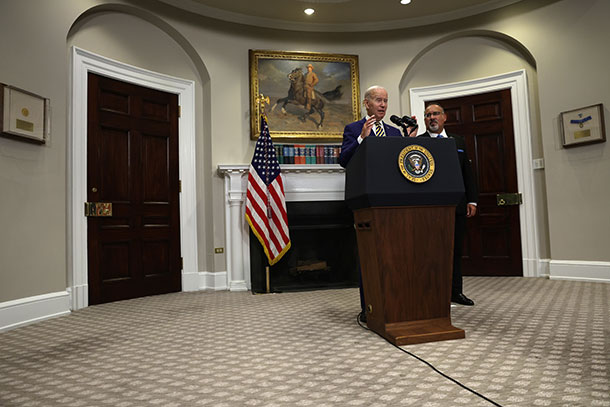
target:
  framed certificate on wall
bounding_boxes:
[560,103,606,148]
[0,84,50,144]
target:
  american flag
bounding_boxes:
[245,116,291,265]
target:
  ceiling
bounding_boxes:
[158,0,524,32]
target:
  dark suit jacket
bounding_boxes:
[338,118,402,167]
[418,132,478,215]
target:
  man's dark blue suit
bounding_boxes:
[338,117,403,167]
[338,117,402,319]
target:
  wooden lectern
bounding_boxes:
[345,137,466,346]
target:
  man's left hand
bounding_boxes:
[466,203,477,218]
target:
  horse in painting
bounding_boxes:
[271,67,325,129]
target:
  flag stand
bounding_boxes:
[265,266,270,293]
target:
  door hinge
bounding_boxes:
[179,180,182,193]
[178,105,181,118]
[180,257,184,270]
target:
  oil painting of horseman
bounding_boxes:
[249,50,360,140]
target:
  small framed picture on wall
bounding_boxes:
[0,83,50,144]
[560,103,606,148]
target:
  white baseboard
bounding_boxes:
[538,259,551,278]
[523,258,541,277]
[228,280,248,291]
[200,271,228,290]
[182,270,200,292]
[549,260,610,283]
[0,291,71,332]
[71,284,88,310]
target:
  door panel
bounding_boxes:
[431,89,522,276]
[87,73,181,304]
[142,134,170,201]
[99,127,130,200]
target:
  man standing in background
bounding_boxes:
[418,103,478,306]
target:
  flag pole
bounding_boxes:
[257,94,273,294]
[255,93,270,129]
[257,94,272,217]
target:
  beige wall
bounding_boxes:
[1,0,608,303]
[1,0,78,302]
[401,35,549,258]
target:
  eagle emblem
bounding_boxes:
[398,145,435,183]
[407,153,427,174]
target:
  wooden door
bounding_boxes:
[430,89,522,276]
[87,73,181,304]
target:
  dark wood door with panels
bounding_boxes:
[87,73,182,305]
[430,89,523,276]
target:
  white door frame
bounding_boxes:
[410,70,540,277]
[69,47,199,310]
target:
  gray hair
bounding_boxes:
[363,85,386,101]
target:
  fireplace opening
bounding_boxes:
[250,201,359,293]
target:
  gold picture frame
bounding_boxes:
[0,83,50,144]
[560,103,606,148]
[249,49,360,141]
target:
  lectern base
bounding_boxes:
[382,317,465,346]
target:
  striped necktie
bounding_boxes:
[374,122,386,137]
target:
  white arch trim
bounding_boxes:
[410,70,540,277]
[69,47,199,310]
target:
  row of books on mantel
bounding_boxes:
[274,144,341,165]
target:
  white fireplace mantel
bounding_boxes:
[217,164,346,291]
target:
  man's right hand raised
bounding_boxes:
[360,116,376,139]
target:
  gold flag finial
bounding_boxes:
[256,94,270,121]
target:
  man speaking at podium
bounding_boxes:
[338,86,402,167]
[418,104,478,306]
[339,85,403,322]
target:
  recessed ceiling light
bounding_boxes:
[401,0,412,4]
[304,8,315,15]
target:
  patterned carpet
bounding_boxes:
[0,277,608,407]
